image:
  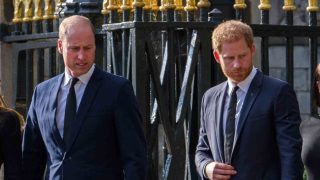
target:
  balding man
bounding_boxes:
[22,15,147,180]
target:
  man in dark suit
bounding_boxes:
[22,15,147,180]
[195,20,303,180]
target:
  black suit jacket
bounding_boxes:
[0,107,22,180]
[300,116,320,180]
[22,67,147,180]
[195,70,303,180]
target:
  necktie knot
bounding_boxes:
[231,86,239,96]
[70,77,79,88]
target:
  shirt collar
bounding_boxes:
[63,64,95,86]
[227,67,257,95]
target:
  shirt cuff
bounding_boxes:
[202,161,212,179]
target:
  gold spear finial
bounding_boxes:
[159,0,166,11]
[164,0,176,10]
[54,0,65,19]
[258,0,271,10]
[175,0,183,11]
[132,0,145,8]
[197,0,210,8]
[108,0,120,10]
[23,0,34,22]
[151,0,159,12]
[43,0,54,19]
[101,0,109,15]
[121,0,132,11]
[184,0,197,12]
[234,0,247,9]
[307,0,319,12]
[144,0,152,11]
[12,0,23,23]
[283,0,296,11]
[33,0,43,21]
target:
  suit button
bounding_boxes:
[68,157,72,161]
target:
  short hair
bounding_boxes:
[211,20,254,53]
[59,15,95,40]
[313,64,320,107]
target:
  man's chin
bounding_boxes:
[230,77,245,83]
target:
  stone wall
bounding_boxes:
[249,0,314,121]
[269,46,313,120]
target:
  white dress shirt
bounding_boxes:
[56,65,95,137]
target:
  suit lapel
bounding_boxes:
[215,82,228,162]
[48,74,65,149]
[65,67,103,151]
[233,71,263,152]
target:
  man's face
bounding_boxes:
[214,37,255,84]
[57,24,96,77]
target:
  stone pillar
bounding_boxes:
[0,0,15,108]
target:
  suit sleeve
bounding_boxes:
[114,81,147,180]
[1,111,22,180]
[195,94,213,180]
[22,87,47,180]
[274,83,304,180]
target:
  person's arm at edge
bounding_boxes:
[274,83,304,180]
[195,95,214,179]
[114,81,147,180]
[22,87,47,180]
[2,110,22,180]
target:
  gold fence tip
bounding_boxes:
[283,5,296,11]
[197,0,211,8]
[233,3,247,9]
[258,4,271,10]
[307,6,319,12]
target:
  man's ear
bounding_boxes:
[213,50,220,63]
[57,39,63,54]
[251,44,256,55]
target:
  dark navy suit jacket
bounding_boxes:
[22,67,147,180]
[195,70,303,180]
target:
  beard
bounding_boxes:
[223,66,252,83]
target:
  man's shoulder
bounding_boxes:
[204,82,226,96]
[201,82,226,103]
[262,74,289,88]
[98,70,130,87]
[36,74,63,89]
[0,107,23,128]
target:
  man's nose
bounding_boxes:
[233,58,241,68]
[77,49,85,59]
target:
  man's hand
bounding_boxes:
[205,162,237,180]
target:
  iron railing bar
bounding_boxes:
[110,32,118,75]
[309,11,318,116]
[259,8,270,75]
[176,31,200,124]
[285,11,294,86]
[2,32,58,42]
[126,32,132,80]
[146,39,175,153]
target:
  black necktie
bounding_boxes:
[224,86,239,164]
[63,77,79,144]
